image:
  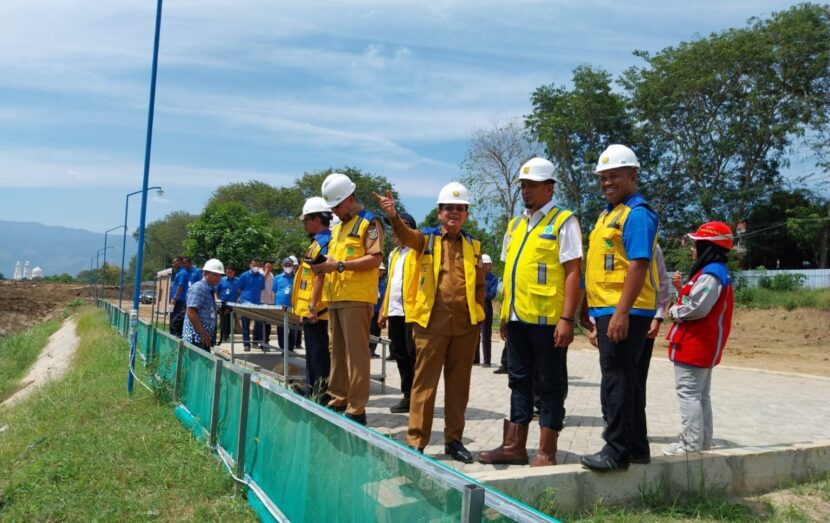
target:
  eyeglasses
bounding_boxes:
[440,205,468,213]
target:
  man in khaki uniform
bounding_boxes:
[313,172,384,426]
[374,182,484,463]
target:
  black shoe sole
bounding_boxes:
[630,455,651,465]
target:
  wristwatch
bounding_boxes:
[307,304,316,312]
[336,261,346,273]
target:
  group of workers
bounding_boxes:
[170,142,735,470]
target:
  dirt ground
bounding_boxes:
[1,282,828,377]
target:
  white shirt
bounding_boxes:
[386,247,411,317]
[500,200,583,321]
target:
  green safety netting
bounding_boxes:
[98,300,554,523]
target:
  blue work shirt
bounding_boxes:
[236,270,265,304]
[218,275,238,302]
[590,191,659,319]
[272,271,295,307]
[183,279,217,346]
[171,268,191,303]
[374,276,388,314]
[485,272,499,301]
[189,267,203,283]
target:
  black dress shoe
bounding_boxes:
[389,398,410,414]
[444,440,473,464]
[344,412,367,426]
[493,366,508,374]
[328,403,347,413]
[630,454,651,465]
[580,451,629,472]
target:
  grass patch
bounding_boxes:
[0,306,255,522]
[0,319,61,402]
[734,287,830,310]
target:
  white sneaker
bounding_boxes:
[663,441,702,456]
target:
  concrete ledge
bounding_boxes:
[469,440,830,512]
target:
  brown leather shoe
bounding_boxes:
[477,420,529,465]
[530,427,558,467]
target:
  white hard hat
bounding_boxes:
[595,144,640,173]
[437,181,470,205]
[300,196,331,219]
[321,172,356,207]
[288,255,299,266]
[481,254,492,264]
[518,157,556,182]
[203,258,225,275]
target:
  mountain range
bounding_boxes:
[0,221,137,278]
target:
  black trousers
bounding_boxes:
[303,319,330,396]
[277,325,298,350]
[169,300,186,337]
[241,316,263,347]
[388,316,416,398]
[632,335,655,457]
[475,299,493,364]
[506,322,568,430]
[219,311,231,342]
[257,322,271,345]
[595,314,651,460]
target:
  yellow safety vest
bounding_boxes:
[292,234,330,321]
[406,228,484,329]
[380,247,418,317]
[586,202,659,311]
[501,207,573,325]
[325,210,380,304]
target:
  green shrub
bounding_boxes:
[758,273,806,291]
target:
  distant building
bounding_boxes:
[13,261,21,280]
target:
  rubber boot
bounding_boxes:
[530,427,558,467]
[477,419,529,464]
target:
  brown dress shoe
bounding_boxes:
[530,427,558,467]
[478,420,529,465]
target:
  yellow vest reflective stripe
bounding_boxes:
[380,247,418,317]
[586,203,659,311]
[325,212,379,304]
[501,208,573,325]
[293,238,329,320]
[406,230,484,329]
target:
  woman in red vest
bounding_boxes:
[664,222,735,455]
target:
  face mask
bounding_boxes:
[251,267,260,274]
[284,266,294,274]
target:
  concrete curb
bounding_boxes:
[469,440,830,512]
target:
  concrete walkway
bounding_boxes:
[219,335,830,474]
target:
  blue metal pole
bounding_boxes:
[129,0,163,395]
[103,226,123,297]
[119,187,161,310]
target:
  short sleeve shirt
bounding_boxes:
[183,279,216,345]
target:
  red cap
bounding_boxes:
[688,221,734,250]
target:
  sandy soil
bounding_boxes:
[1,317,79,407]
[0,281,87,337]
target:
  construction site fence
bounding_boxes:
[98,300,557,523]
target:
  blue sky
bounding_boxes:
[0,0,810,233]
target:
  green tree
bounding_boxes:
[622,3,830,225]
[206,181,304,221]
[526,65,636,223]
[294,167,405,218]
[786,195,830,268]
[134,211,197,280]
[184,202,278,272]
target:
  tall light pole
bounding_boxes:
[103,226,125,296]
[96,246,113,300]
[129,0,164,395]
[119,186,163,309]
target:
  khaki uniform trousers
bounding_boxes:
[407,325,479,448]
[327,303,373,416]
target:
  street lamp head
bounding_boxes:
[155,188,164,197]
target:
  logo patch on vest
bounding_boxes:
[367,226,378,241]
[346,247,356,255]
[604,239,615,248]
[543,225,553,234]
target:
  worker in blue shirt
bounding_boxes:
[217,266,238,343]
[474,254,499,367]
[368,263,387,358]
[235,258,265,351]
[189,265,203,284]
[273,257,298,351]
[168,256,193,337]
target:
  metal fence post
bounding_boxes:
[461,483,485,523]
[209,359,224,447]
[173,339,184,402]
[283,308,289,385]
[235,372,252,492]
[230,309,236,365]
